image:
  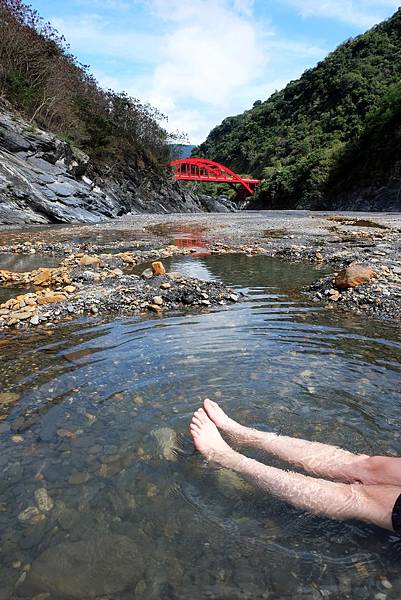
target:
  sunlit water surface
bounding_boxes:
[1,255,401,599]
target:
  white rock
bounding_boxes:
[35,488,54,512]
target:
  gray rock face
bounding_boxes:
[0,102,234,224]
[21,534,143,598]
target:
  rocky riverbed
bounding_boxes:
[0,244,246,330]
[0,210,400,326]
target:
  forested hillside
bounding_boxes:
[196,9,401,210]
[0,0,213,223]
[0,0,177,170]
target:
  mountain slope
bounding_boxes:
[196,9,401,210]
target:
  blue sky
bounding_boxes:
[32,0,400,144]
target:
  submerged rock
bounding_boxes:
[151,427,178,462]
[34,488,53,513]
[17,506,45,526]
[22,534,144,598]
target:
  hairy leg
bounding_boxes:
[190,408,400,531]
[203,399,372,483]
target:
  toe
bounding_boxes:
[192,415,203,428]
[190,424,200,436]
[197,408,208,423]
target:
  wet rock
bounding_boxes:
[17,507,45,526]
[34,488,53,513]
[141,268,153,279]
[335,263,375,289]
[216,469,252,494]
[57,508,80,531]
[68,471,90,485]
[182,293,194,305]
[151,261,166,276]
[22,534,144,598]
[0,392,20,406]
[151,427,178,461]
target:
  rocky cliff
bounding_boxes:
[0,104,234,225]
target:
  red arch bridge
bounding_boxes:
[169,158,260,199]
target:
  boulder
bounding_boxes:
[335,263,375,289]
[151,261,166,276]
[21,534,144,598]
[79,255,102,267]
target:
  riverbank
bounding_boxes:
[0,210,400,327]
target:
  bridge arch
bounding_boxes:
[169,158,260,196]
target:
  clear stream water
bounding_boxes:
[0,254,401,599]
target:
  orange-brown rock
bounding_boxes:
[37,292,67,305]
[335,264,375,289]
[152,261,166,276]
[79,255,102,267]
[33,268,52,286]
[119,253,136,264]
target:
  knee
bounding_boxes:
[357,456,384,485]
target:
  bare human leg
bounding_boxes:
[190,408,400,532]
[202,399,401,486]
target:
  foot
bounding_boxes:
[190,407,238,467]
[203,398,248,444]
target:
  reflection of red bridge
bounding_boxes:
[170,158,260,197]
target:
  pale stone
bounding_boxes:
[18,506,45,525]
[34,488,54,513]
[79,255,101,267]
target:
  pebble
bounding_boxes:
[380,578,392,590]
[18,506,45,525]
[68,472,90,485]
[152,296,163,306]
[34,488,54,512]
[0,392,20,405]
[30,315,39,325]
[141,268,153,279]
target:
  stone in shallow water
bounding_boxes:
[34,488,53,513]
[0,392,20,406]
[18,506,45,526]
[151,426,178,462]
[22,534,143,598]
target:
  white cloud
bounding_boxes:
[278,0,400,27]
[51,14,162,64]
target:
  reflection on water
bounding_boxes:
[0,255,401,599]
[0,253,59,273]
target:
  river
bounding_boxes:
[0,254,400,598]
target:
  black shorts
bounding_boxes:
[392,494,401,533]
